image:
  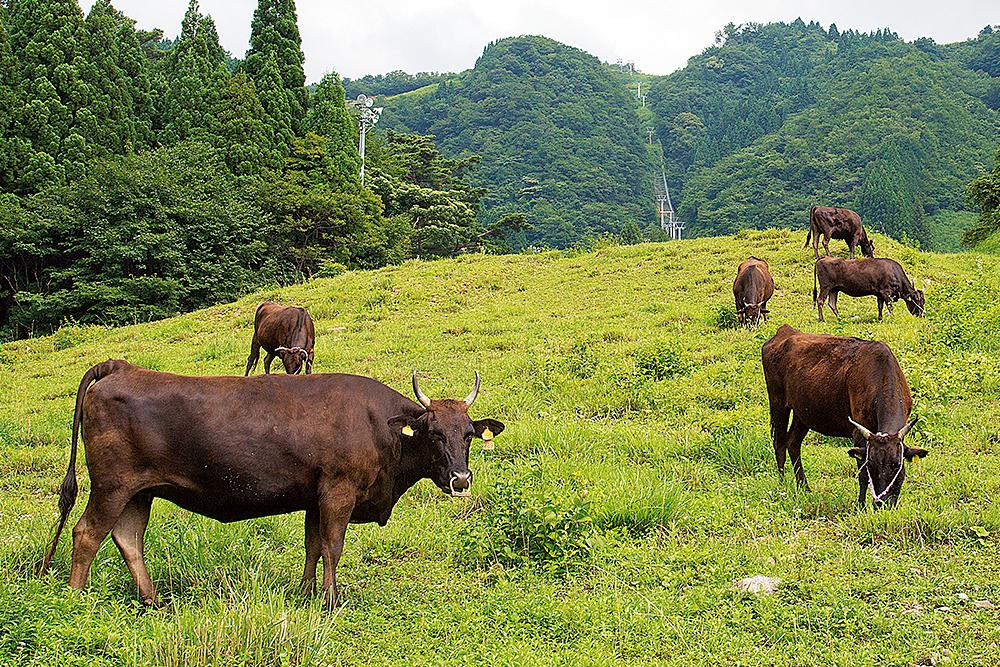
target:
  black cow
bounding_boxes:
[813,256,925,322]
[39,361,504,608]
[762,324,927,507]
[245,302,315,375]
[733,258,775,329]
[805,206,876,259]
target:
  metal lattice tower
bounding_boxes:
[654,162,684,240]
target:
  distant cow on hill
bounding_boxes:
[245,302,315,375]
[733,258,774,329]
[804,206,875,259]
[38,362,504,609]
[762,324,926,507]
[813,257,925,322]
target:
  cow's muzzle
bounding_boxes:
[449,471,472,497]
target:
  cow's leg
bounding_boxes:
[816,286,828,321]
[300,506,321,594]
[263,352,275,374]
[110,493,158,607]
[317,482,357,610]
[69,490,132,592]
[848,241,856,259]
[244,338,261,376]
[786,415,811,492]
[853,431,868,509]
[828,290,840,318]
[305,352,313,375]
[769,402,791,481]
[877,296,885,321]
[822,235,830,257]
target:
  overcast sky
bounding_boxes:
[96,0,998,82]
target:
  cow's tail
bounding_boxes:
[38,359,122,576]
[812,263,818,304]
[804,206,817,248]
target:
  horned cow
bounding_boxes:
[39,362,504,609]
[733,257,775,329]
[761,325,926,507]
[804,206,875,259]
[813,256,925,322]
[245,302,315,375]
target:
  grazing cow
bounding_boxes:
[761,324,927,507]
[38,361,504,609]
[245,302,315,375]
[733,258,775,329]
[804,206,876,259]
[813,256,925,322]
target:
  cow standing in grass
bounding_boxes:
[733,258,775,329]
[245,302,315,375]
[805,206,876,259]
[761,324,926,507]
[813,257,925,322]
[39,362,504,609]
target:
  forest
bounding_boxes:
[2,1,1000,342]
[0,0,512,340]
[379,23,1000,252]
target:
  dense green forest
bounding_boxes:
[382,36,654,248]
[374,24,1000,250]
[0,0,509,340]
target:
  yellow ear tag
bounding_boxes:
[401,425,414,437]
[482,428,494,450]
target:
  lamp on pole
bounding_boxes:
[347,94,383,185]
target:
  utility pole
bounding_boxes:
[346,94,383,186]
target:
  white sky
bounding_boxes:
[95,0,998,82]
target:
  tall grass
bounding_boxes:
[2,232,1000,665]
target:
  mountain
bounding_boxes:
[369,24,1000,251]
[650,21,1000,248]
[378,35,656,248]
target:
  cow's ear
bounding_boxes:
[848,448,865,462]
[904,446,929,462]
[388,411,425,437]
[473,418,505,440]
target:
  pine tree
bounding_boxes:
[244,0,308,139]
[0,7,19,192]
[157,0,229,145]
[215,71,280,176]
[5,0,92,190]
[82,0,155,155]
[306,73,361,185]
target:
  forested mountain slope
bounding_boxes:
[373,23,1000,250]
[652,21,1000,245]
[381,36,655,248]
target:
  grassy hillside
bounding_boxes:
[2,233,1000,665]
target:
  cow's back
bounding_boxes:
[81,366,415,522]
[762,325,905,438]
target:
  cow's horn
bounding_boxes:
[848,417,873,440]
[463,371,481,408]
[897,415,918,439]
[412,370,432,408]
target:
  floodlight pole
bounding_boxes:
[347,94,383,186]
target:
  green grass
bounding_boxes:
[2,230,1000,665]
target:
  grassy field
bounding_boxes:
[2,230,999,666]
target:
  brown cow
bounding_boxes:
[39,362,504,609]
[762,324,927,507]
[804,206,875,259]
[245,302,315,375]
[813,256,925,322]
[733,258,775,329]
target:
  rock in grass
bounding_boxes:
[731,575,782,596]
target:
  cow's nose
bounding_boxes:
[449,471,472,497]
